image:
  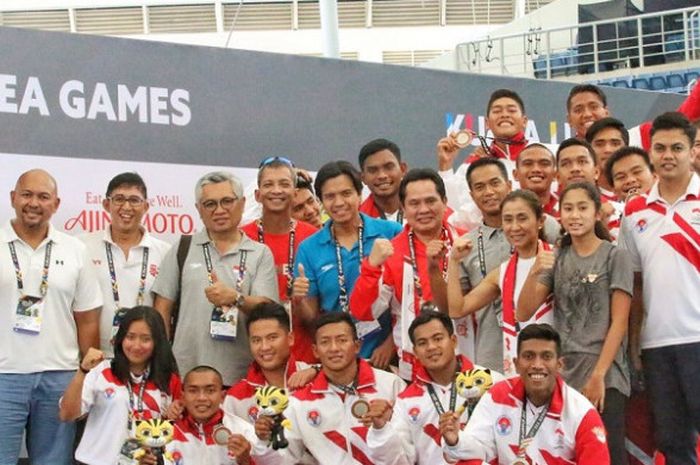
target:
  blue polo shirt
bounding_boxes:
[295,213,402,358]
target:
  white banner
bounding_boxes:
[1,152,263,243]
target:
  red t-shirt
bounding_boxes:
[241,219,319,363]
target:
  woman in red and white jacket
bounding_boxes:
[60,306,181,465]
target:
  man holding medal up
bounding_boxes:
[364,310,499,465]
[440,324,610,465]
[254,311,404,465]
[0,169,102,465]
[153,171,278,387]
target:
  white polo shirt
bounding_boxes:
[74,360,181,465]
[0,221,102,373]
[80,229,171,356]
[618,174,700,349]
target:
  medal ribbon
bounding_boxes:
[9,241,53,297]
[407,227,452,302]
[332,220,364,312]
[256,220,296,301]
[425,358,462,415]
[125,370,149,426]
[105,243,150,309]
[517,400,550,458]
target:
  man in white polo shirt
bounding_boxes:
[619,112,700,465]
[0,169,102,465]
[81,172,171,357]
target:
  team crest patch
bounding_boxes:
[592,426,606,443]
[149,264,159,277]
[171,450,183,465]
[307,409,321,427]
[248,405,260,422]
[635,218,648,233]
[104,387,115,399]
[407,406,420,423]
[495,415,512,436]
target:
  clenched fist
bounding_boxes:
[368,239,394,267]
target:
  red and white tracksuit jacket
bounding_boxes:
[443,376,610,465]
[224,357,305,424]
[366,355,489,465]
[164,409,283,465]
[349,223,473,380]
[271,359,405,465]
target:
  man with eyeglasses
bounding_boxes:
[241,157,318,363]
[153,171,278,386]
[80,172,171,357]
[0,169,102,465]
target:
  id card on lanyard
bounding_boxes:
[11,241,52,335]
[203,243,246,341]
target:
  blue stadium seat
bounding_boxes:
[667,73,686,89]
[612,80,630,88]
[649,76,667,90]
[685,71,699,84]
[632,78,650,89]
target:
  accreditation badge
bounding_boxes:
[210,306,238,341]
[13,295,44,335]
[111,308,129,344]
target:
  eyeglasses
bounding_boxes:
[200,197,239,211]
[108,195,146,207]
[259,156,294,169]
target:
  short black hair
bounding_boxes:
[517,323,561,356]
[516,143,555,167]
[184,365,224,387]
[313,311,358,342]
[358,138,401,170]
[651,111,697,147]
[257,159,296,187]
[106,172,147,198]
[556,138,597,166]
[604,146,653,186]
[246,302,291,334]
[314,161,363,200]
[398,168,447,204]
[487,89,525,114]
[466,157,509,189]
[296,176,314,193]
[566,84,607,111]
[585,117,630,146]
[408,309,454,345]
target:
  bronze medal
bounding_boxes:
[350,399,370,419]
[213,425,232,445]
[455,130,473,148]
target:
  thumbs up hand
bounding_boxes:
[532,243,555,275]
[205,269,236,307]
[292,264,310,300]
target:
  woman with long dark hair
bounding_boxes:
[60,306,180,465]
[517,182,633,465]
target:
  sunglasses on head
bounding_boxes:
[259,156,294,169]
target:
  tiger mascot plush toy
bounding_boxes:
[132,418,175,465]
[255,385,291,450]
[455,368,494,418]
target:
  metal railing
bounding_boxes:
[455,6,700,79]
